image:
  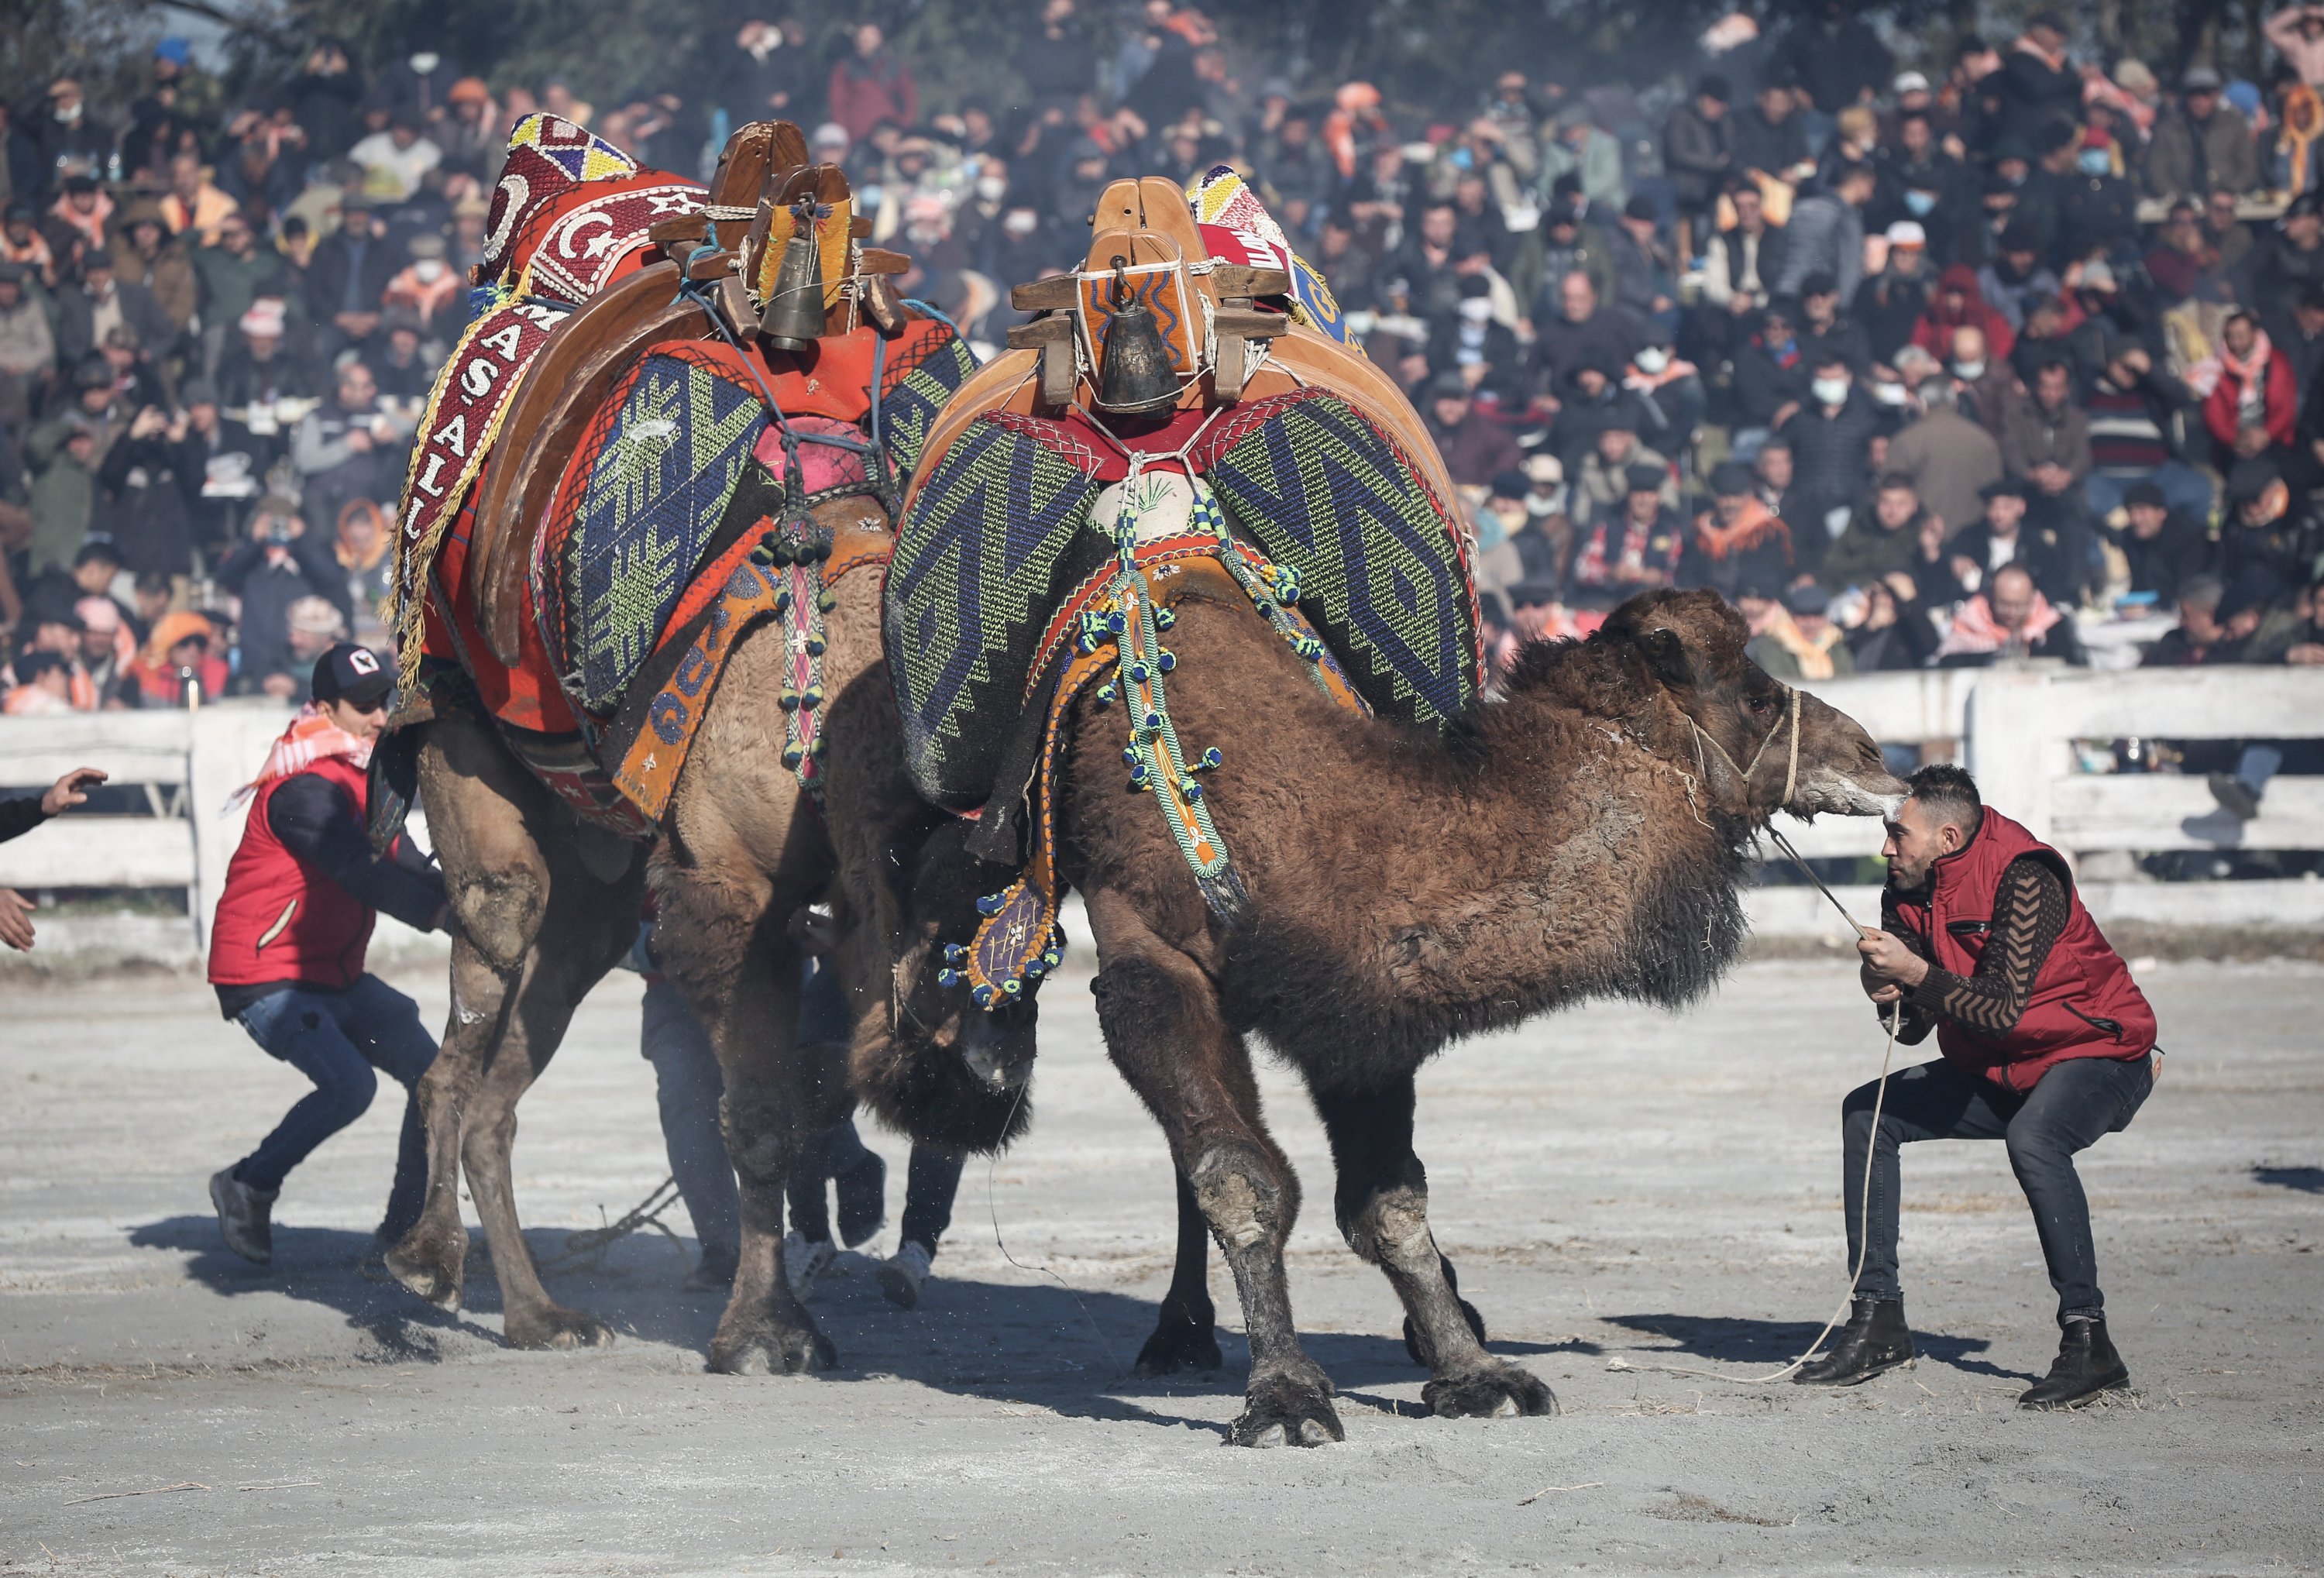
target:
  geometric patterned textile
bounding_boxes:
[390,294,567,694]
[554,349,772,713]
[521,177,704,304]
[479,114,644,287]
[884,413,1109,810]
[1194,388,1480,727]
[876,322,981,480]
[1190,164,1354,346]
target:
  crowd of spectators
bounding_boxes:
[4,4,2324,731]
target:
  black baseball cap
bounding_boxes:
[311,641,393,709]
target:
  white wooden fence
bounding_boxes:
[3,669,2319,957]
[1752,665,2324,940]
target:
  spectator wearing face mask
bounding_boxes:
[2052,135,2137,266]
[1621,325,1703,454]
[1775,352,1882,536]
[982,207,1050,315]
[1428,277,1522,407]
[380,234,462,339]
[1945,325,2016,436]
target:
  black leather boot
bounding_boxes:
[1794,1298,1915,1386]
[2018,1316,2130,1409]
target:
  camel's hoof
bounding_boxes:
[709,1315,837,1377]
[1403,1297,1488,1368]
[504,1304,615,1350]
[384,1229,465,1312]
[1422,1360,1558,1420]
[1227,1370,1343,1448]
[1133,1312,1223,1377]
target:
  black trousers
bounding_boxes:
[1841,1053,2154,1323]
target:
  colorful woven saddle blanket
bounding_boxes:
[412,315,975,834]
[885,386,1483,813]
[531,322,971,715]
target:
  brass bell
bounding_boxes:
[1093,260,1177,414]
[760,200,827,350]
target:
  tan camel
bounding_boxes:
[389,476,1029,1372]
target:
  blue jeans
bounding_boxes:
[233,976,438,1239]
[2085,462,2213,521]
[640,977,739,1260]
[1841,1054,2154,1323]
[2235,742,2284,798]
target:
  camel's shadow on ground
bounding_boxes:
[127,1214,1587,1432]
[1604,1310,2033,1383]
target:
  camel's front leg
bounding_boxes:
[386,711,547,1312]
[1310,1072,1556,1420]
[1084,887,1339,1446]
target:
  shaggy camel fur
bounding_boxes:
[385,492,991,1371]
[959,586,1903,1446]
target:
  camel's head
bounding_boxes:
[1600,590,1906,822]
[849,820,1039,1155]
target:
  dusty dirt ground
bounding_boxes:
[1,950,2318,1576]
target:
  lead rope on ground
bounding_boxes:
[1610,831,1899,1387]
[985,1077,1126,1376]
[534,1175,687,1275]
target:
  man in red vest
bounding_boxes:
[1801,764,2160,1409]
[207,644,447,1267]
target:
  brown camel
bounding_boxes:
[851,587,1903,1445]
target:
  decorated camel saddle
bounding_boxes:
[882,168,1481,1009]
[376,115,978,843]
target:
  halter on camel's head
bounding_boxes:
[1598,590,1905,827]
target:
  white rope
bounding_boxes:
[1610,1002,1898,1386]
[1611,831,1903,1387]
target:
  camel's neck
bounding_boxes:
[1220,653,1753,1063]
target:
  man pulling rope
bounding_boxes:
[1805,764,2161,1411]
